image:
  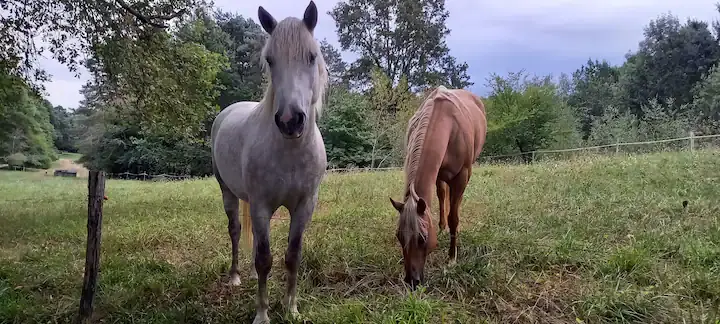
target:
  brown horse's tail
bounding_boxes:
[240,200,253,251]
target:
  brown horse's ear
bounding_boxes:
[416,198,427,215]
[389,197,404,212]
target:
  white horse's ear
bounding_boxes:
[303,1,318,32]
[258,6,277,34]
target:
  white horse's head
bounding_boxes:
[258,1,328,139]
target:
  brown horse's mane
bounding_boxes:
[258,18,329,118]
[398,86,449,249]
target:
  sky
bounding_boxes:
[38,0,719,109]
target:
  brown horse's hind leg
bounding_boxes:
[436,179,449,232]
[448,168,471,266]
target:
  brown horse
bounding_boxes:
[390,85,487,289]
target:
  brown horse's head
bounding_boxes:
[390,188,438,289]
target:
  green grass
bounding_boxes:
[56,152,82,162]
[1,150,720,323]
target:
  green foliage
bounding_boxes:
[637,98,692,141]
[320,39,350,89]
[212,10,267,106]
[93,29,228,137]
[689,63,720,133]
[568,59,621,138]
[366,68,422,166]
[48,106,78,152]
[618,14,720,117]
[0,0,206,89]
[74,11,228,175]
[587,105,641,146]
[320,88,375,168]
[5,153,27,167]
[483,71,567,161]
[0,72,56,168]
[329,0,472,91]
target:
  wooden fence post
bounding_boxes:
[615,139,620,155]
[689,131,695,152]
[75,171,106,324]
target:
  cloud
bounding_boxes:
[36,51,89,109]
[38,0,720,105]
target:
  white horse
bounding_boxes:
[210,1,328,323]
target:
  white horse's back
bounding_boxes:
[211,101,259,145]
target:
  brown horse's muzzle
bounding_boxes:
[404,270,424,290]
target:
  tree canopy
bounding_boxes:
[2,0,720,173]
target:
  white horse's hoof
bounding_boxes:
[228,273,241,286]
[249,267,258,280]
[252,313,270,324]
[287,303,300,318]
[287,307,303,321]
[283,295,301,319]
[448,258,457,267]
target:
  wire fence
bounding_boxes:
[4,132,720,220]
[326,132,720,171]
[5,132,719,181]
[478,132,720,164]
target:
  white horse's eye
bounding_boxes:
[266,56,274,67]
[308,53,316,64]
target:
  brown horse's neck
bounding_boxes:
[405,98,453,205]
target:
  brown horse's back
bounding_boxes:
[429,87,487,173]
[445,88,487,163]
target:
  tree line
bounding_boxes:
[1,0,720,174]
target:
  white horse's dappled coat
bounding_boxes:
[210,2,328,323]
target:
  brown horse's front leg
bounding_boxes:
[448,168,470,265]
[436,179,449,232]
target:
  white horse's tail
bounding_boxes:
[240,200,253,251]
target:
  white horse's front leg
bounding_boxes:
[249,203,274,324]
[250,242,258,280]
[283,193,317,318]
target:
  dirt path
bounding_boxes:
[47,158,90,178]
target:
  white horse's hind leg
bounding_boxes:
[220,188,242,286]
[283,193,317,319]
[250,203,274,324]
[250,242,258,279]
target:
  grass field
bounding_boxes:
[1,151,720,323]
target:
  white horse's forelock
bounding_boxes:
[258,17,329,119]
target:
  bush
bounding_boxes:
[6,153,27,167]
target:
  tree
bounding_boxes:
[328,0,471,91]
[618,14,720,117]
[482,71,564,162]
[320,39,349,89]
[587,105,640,146]
[568,59,621,138]
[213,10,267,106]
[48,105,78,152]
[74,13,229,175]
[89,27,228,137]
[0,71,56,168]
[689,63,720,133]
[319,88,375,168]
[0,0,205,89]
